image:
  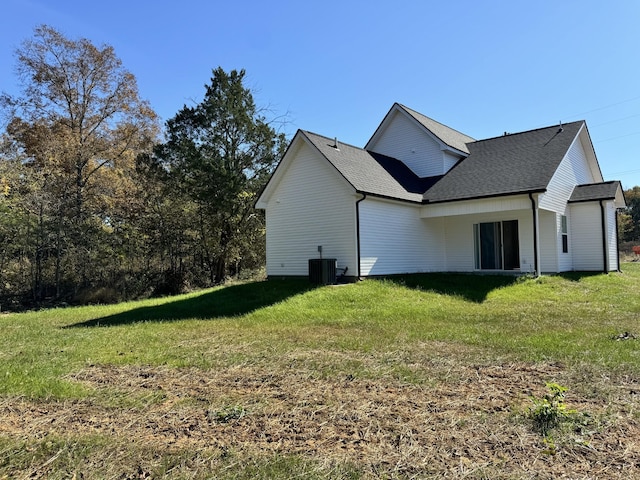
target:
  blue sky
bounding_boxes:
[2,0,640,188]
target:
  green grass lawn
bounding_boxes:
[3,265,638,398]
[1,264,639,478]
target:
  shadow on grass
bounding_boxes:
[66,279,316,328]
[384,273,519,303]
[389,271,620,301]
[557,271,608,282]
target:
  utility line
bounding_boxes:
[564,95,640,121]
[594,131,640,143]
[592,113,640,128]
[532,96,640,130]
[604,168,640,176]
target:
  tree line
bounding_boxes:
[619,186,640,247]
[0,25,285,310]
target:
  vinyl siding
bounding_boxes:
[569,203,604,271]
[538,210,575,273]
[426,217,447,271]
[444,151,460,172]
[441,217,473,272]
[359,198,444,275]
[264,142,357,277]
[539,131,595,213]
[442,210,535,273]
[606,201,619,271]
[367,110,454,178]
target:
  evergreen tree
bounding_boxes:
[153,68,286,284]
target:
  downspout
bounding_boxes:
[599,200,608,273]
[355,193,367,279]
[529,193,539,276]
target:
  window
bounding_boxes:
[561,215,568,253]
[474,220,520,270]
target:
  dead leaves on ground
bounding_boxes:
[1,349,639,478]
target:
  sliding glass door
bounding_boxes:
[474,220,520,271]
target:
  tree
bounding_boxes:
[5,25,158,217]
[0,135,34,305]
[152,67,286,284]
[1,25,159,301]
[621,186,640,243]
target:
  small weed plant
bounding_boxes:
[208,404,246,424]
[528,382,577,436]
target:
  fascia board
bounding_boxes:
[577,123,605,183]
[366,103,468,157]
[364,103,403,151]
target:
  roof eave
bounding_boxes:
[568,197,616,204]
[365,103,472,156]
[568,180,627,208]
[441,145,469,158]
[577,123,605,183]
[255,130,305,209]
[356,189,424,205]
[423,188,547,205]
[364,103,402,151]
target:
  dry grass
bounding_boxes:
[2,342,639,479]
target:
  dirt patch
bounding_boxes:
[2,355,639,478]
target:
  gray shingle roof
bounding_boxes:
[297,110,608,206]
[397,104,476,154]
[302,131,424,203]
[423,121,585,203]
[569,181,622,202]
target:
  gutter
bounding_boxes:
[529,193,539,276]
[355,193,367,279]
[363,191,423,205]
[599,200,608,273]
[425,188,546,206]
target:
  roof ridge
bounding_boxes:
[576,180,618,187]
[473,120,585,143]
[396,103,476,142]
[301,130,364,151]
[301,129,424,203]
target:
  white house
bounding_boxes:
[255,103,626,279]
